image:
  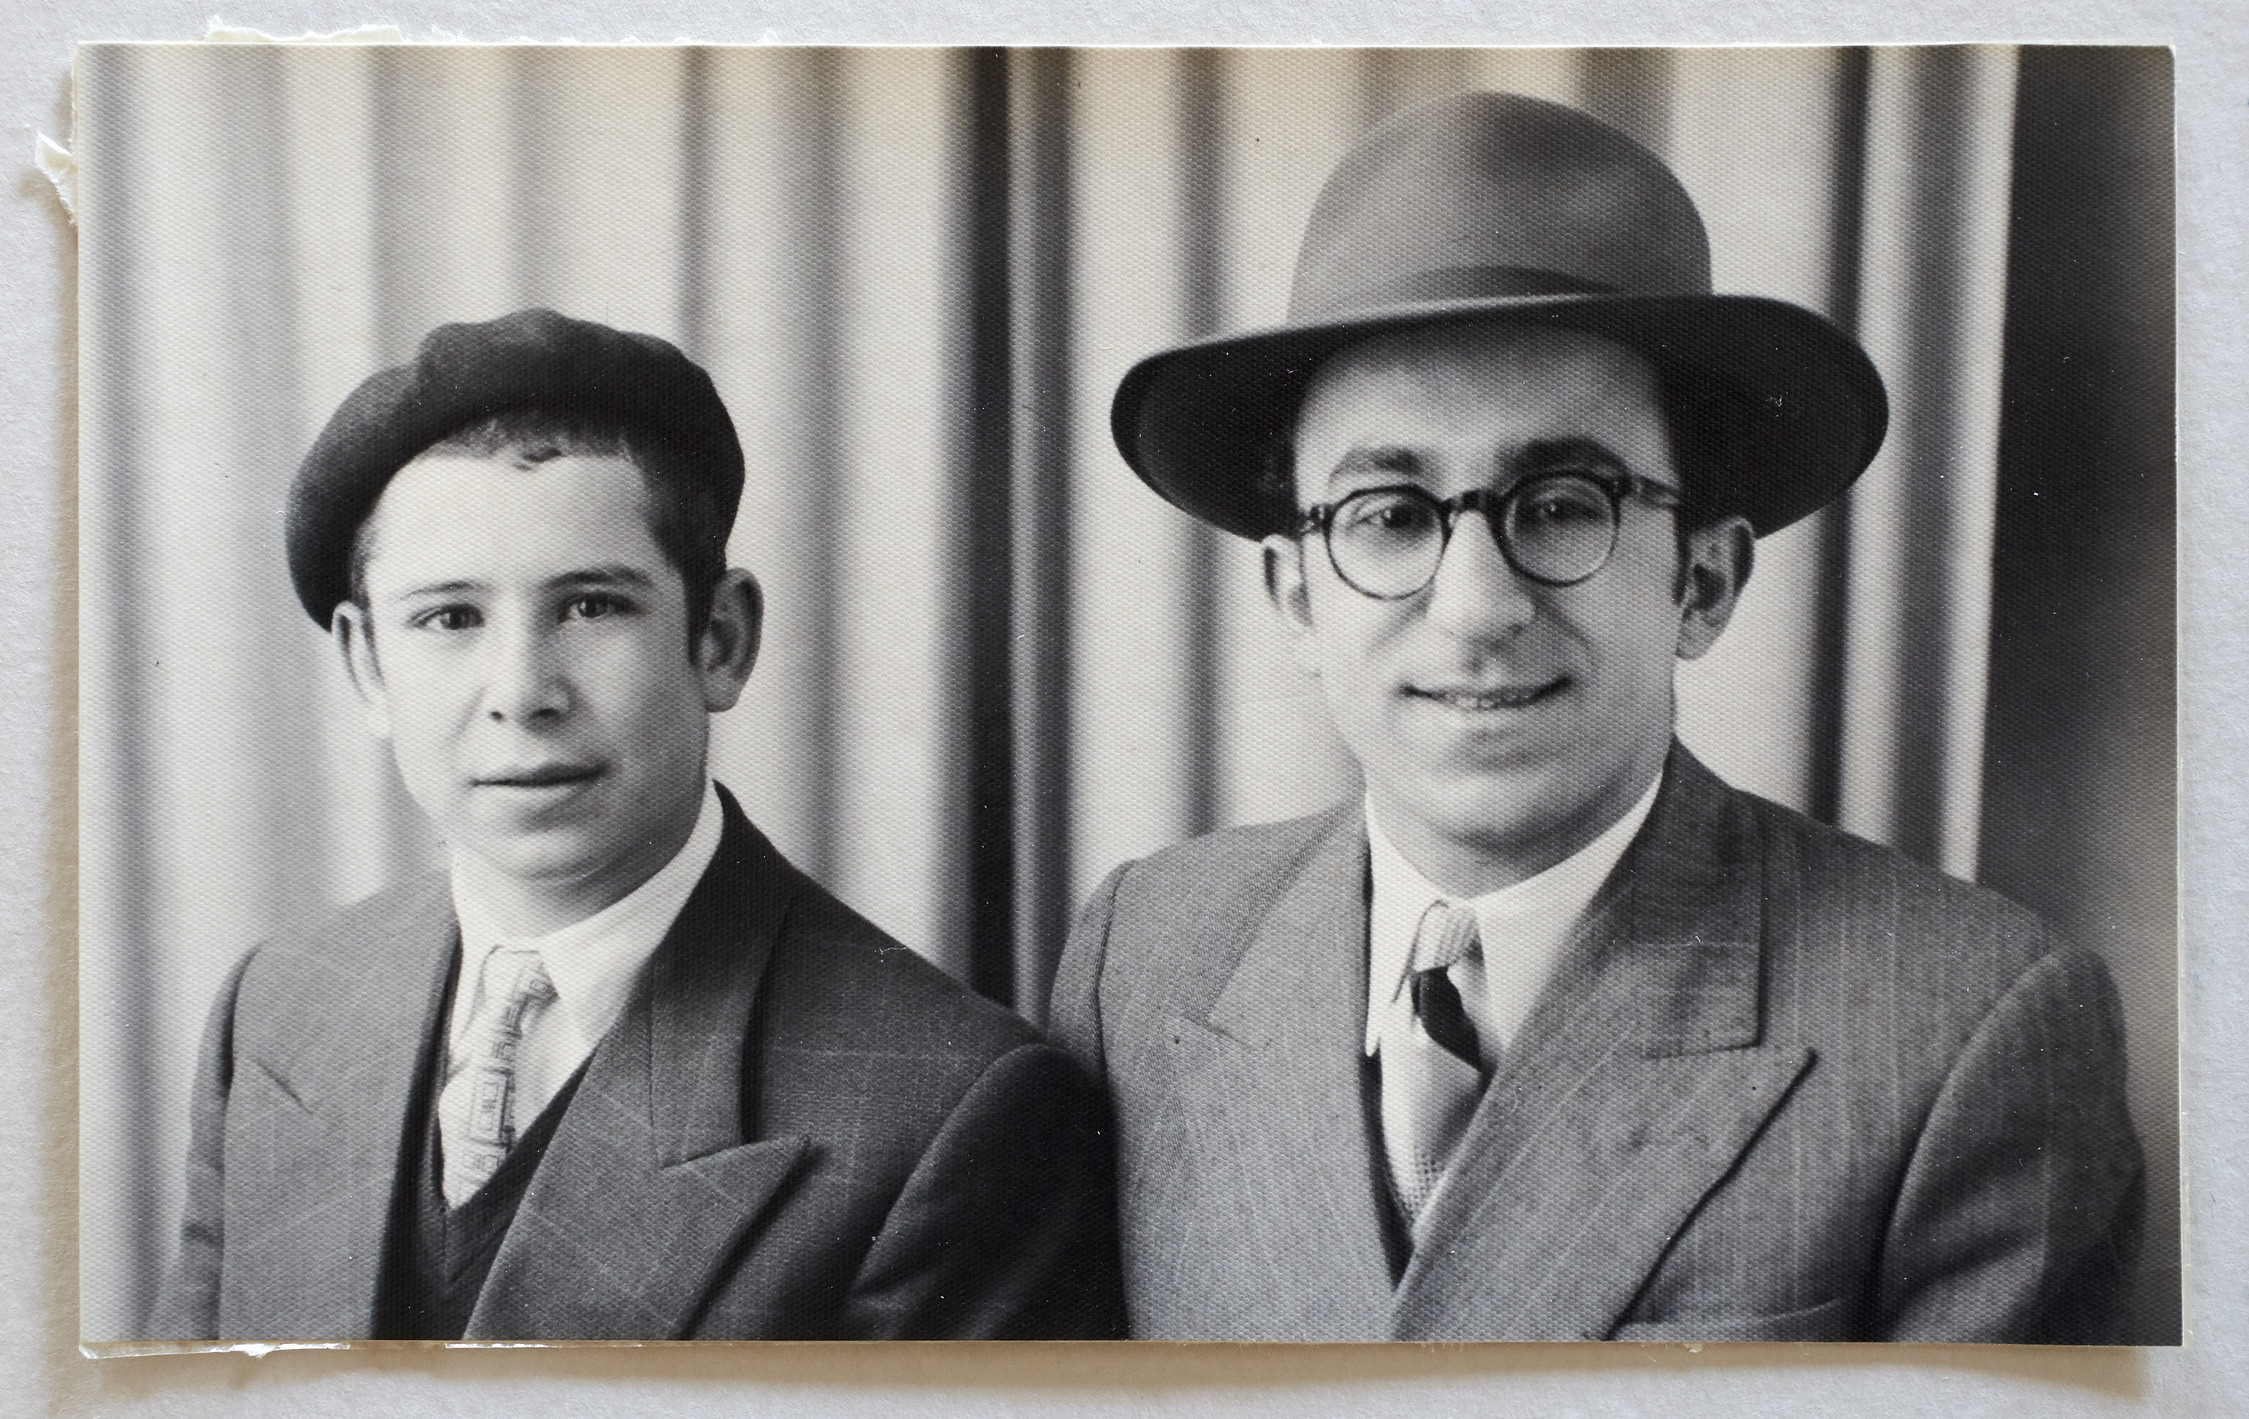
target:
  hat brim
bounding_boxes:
[1111,291,1888,540]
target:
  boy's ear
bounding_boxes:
[332,600,394,738]
[697,569,763,711]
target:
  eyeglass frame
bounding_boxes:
[1294,469,1686,600]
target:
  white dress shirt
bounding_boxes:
[446,779,725,1123]
[1364,772,1663,1068]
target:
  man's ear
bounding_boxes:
[697,568,763,712]
[1262,534,1324,677]
[1675,515,1755,662]
[332,601,394,738]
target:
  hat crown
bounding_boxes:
[1290,92,1712,322]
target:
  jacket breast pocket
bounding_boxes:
[1610,1295,1852,1343]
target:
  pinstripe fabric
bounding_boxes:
[149,789,1124,1341]
[1049,744,2144,1342]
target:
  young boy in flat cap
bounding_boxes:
[1055,92,2144,1341]
[149,309,1121,1341]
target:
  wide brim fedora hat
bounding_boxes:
[1111,91,1889,541]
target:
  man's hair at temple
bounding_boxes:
[346,406,732,649]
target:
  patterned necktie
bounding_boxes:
[439,946,558,1209]
[1380,901,1488,1229]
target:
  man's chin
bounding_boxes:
[1378,763,1614,857]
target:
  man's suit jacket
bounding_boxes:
[151,789,1123,1341]
[1049,746,2144,1342]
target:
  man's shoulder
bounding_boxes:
[1071,808,1358,988]
[1108,808,1354,906]
[1728,783,2047,948]
[766,868,1047,1064]
[1687,773,2085,1041]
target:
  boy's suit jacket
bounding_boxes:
[1049,746,2144,1342]
[151,788,1123,1341]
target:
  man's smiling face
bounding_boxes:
[338,448,736,923]
[1268,323,1745,895]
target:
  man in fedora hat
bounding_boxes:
[149,309,1122,1341]
[1051,92,2143,1342]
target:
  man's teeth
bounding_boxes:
[1426,684,1552,709]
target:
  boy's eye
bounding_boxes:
[412,606,482,632]
[565,595,622,621]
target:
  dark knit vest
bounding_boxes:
[374,952,585,1340]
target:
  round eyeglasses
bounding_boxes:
[1297,471,1684,599]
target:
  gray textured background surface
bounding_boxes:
[5,3,2240,1417]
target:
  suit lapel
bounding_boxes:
[1392,749,1813,1340]
[467,796,809,1340]
[1162,811,1396,1339]
[230,876,457,1339]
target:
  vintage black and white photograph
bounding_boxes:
[74,43,2176,1347]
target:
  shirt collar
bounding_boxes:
[451,778,726,1056]
[1363,770,1663,1056]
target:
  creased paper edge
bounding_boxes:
[34,134,74,223]
[203,19,407,43]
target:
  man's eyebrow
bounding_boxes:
[1322,446,1425,488]
[1510,438,1630,473]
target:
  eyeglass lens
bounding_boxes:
[1325,475,1620,597]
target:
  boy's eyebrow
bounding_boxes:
[547,565,658,590]
[387,577,488,600]
[384,565,660,601]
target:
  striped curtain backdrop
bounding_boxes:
[76,44,2175,1342]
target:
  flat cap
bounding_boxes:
[285,308,744,625]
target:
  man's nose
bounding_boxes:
[480,615,572,723]
[1422,509,1537,641]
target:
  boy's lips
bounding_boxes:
[475,763,603,787]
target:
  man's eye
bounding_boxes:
[564,595,622,621]
[1342,494,1439,536]
[1515,480,1610,527]
[412,606,482,632]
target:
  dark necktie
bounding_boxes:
[1411,964,1483,1070]
[1381,901,1487,1226]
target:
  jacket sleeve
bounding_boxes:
[1875,945,2147,1342]
[838,1040,1127,1339]
[143,948,259,1341]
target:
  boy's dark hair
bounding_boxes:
[348,408,729,651]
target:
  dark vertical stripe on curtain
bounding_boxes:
[1981,45,2177,1343]
[677,49,713,363]
[1008,50,1074,1022]
[1881,49,1989,870]
[960,49,1018,1003]
[783,53,847,886]
[1807,48,1875,828]
[1174,50,1224,840]
[83,42,163,1330]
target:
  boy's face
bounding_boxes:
[336,449,749,917]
